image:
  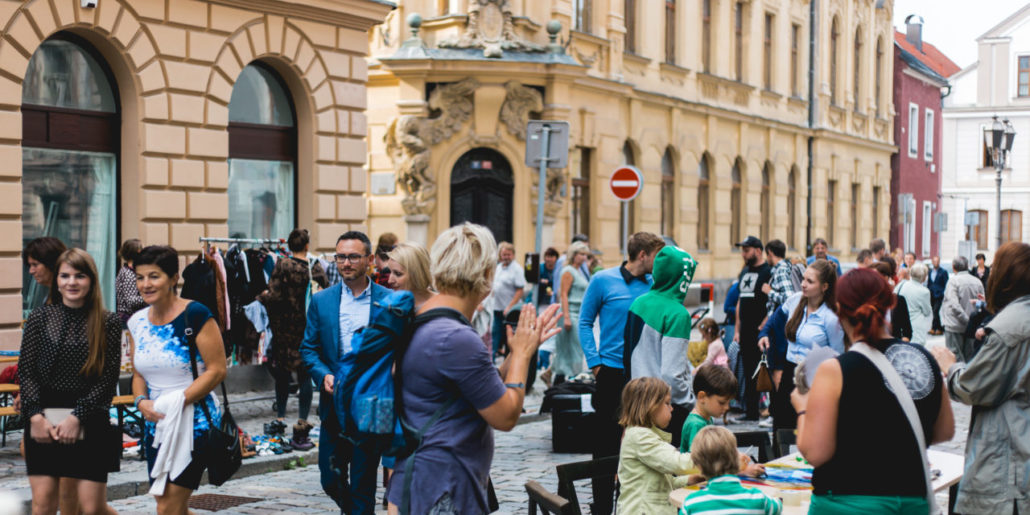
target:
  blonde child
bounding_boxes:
[617,377,696,515]
[679,426,783,514]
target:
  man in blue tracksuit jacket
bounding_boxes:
[577,232,665,515]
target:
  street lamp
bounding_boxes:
[984,115,1016,250]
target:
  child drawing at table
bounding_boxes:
[617,377,696,515]
[679,426,783,514]
[681,366,766,477]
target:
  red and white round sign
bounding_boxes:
[609,166,643,201]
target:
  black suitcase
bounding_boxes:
[550,393,595,453]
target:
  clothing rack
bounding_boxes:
[199,237,286,245]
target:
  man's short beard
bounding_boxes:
[745,254,758,266]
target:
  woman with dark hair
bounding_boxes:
[971,253,990,288]
[258,253,316,448]
[932,242,1030,515]
[758,259,844,429]
[116,238,147,323]
[127,246,228,514]
[22,237,68,308]
[19,248,121,515]
[792,268,954,514]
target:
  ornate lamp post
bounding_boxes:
[984,115,1016,250]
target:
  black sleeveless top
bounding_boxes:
[812,339,942,497]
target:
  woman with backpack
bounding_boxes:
[387,223,560,514]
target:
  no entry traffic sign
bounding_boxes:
[610,166,643,201]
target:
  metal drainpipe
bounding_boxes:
[806,0,818,255]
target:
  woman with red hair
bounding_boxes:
[791,268,954,514]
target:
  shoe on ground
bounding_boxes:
[291,420,316,451]
[758,417,773,428]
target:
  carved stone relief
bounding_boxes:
[438,0,544,58]
[499,81,543,140]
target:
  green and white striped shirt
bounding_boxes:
[679,475,783,515]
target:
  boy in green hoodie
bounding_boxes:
[624,245,699,448]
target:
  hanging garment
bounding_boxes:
[180,257,219,320]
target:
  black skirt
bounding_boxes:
[24,415,121,483]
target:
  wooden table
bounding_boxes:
[670,450,964,514]
[0,356,17,364]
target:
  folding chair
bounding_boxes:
[733,430,773,464]
[555,456,619,515]
[525,481,572,515]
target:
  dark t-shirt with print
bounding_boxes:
[737,262,772,334]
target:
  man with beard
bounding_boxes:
[732,236,772,422]
[300,231,392,513]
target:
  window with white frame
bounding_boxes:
[922,201,932,257]
[924,109,934,160]
[908,103,919,157]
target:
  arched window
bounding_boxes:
[830,17,840,105]
[621,141,637,251]
[227,63,297,240]
[731,159,743,246]
[788,166,798,249]
[827,179,837,246]
[22,35,119,315]
[875,37,884,117]
[697,154,711,250]
[761,163,772,242]
[661,147,675,237]
[853,27,863,112]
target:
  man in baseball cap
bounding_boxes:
[732,235,772,422]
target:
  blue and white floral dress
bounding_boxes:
[128,301,221,440]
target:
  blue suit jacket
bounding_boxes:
[928,267,949,299]
[300,279,391,416]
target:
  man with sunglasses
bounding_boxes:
[300,230,392,513]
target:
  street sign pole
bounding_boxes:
[609,165,644,254]
[622,201,629,254]
[535,125,551,260]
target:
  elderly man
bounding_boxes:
[940,255,985,362]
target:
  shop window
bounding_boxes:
[228,63,297,240]
[21,36,119,316]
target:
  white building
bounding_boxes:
[941,5,1030,261]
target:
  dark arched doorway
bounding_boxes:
[450,148,513,243]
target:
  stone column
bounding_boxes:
[405,214,431,246]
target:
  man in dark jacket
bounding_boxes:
[928,255,949,335]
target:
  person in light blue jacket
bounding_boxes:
[758,259,843,429]
[895,263,932,345]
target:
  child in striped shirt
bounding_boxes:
[680,426,783,515]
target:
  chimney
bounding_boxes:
[905,14,924,52]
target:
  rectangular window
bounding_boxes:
[967,210,988,250]
[573,0,592,32]
[734,2,744,81]
[625,0,636,54]
[872,186,880,238]
[1019,56,1030,97]
[228,159,296,241]
[981,125,995,168]
[827,180,836,246]
[924,109,934,160]
[702,0,712,73]
[1002,209,1023,244]
[922,202,933,257]
[666,0,676,64]
[763,13,773,90]
[572,147,591,240]
[850,183,859,249]
[908,103,919,157]
[791,23,800,97]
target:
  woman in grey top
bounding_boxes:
[932,241,1030,515]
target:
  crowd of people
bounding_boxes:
[13,223,1030,515]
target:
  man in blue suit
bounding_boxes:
[301,230,391,513]
[927,255,949,335]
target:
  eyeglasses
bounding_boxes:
[334,253,368,263]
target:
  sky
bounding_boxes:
[892,0,1030,70]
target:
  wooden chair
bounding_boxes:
[525,481,572,515]
[733,430,773,464]
[555,456,619,515]
[773,428,796,459]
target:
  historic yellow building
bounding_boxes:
[366,0,896,280]
[3,0,390,349]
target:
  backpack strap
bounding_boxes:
[395,308,471,515]
[184,303,230,429]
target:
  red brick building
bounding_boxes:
[890,22,960,258]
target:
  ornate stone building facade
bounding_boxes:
[3,0,390,349]
[367,0,896,281]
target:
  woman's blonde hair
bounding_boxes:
[387,242,432,294]
[618,377,670,428]
[566,241,590,262]
[54,249,109,378]
[430,223,498,297]
[691,426,740,478]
